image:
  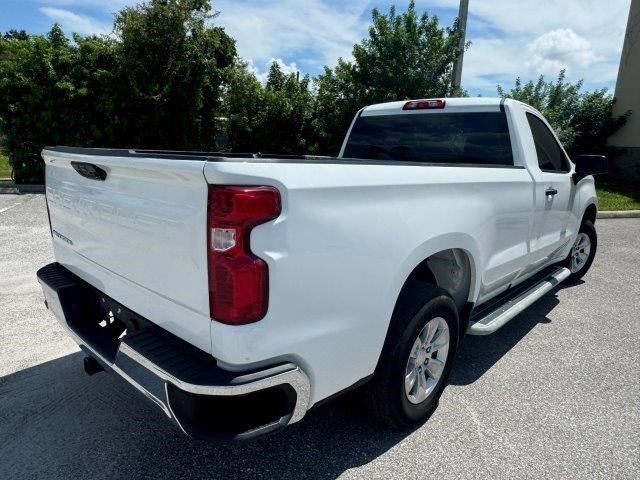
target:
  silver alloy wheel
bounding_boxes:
[404,316,450,405]
[570,232,591,273]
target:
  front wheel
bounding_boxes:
[369,284,458,428]
[565,220,597,283]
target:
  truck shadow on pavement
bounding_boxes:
[0,285,575,480]
[450,286,569,386]
[0,351,414,480]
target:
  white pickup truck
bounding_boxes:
[38,98,607,441]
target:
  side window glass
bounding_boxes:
[526,113,569,173]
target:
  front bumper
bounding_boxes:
[36,263,310,441]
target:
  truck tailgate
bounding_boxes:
[42,148,211,352]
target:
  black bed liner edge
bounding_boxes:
[42,145,526,169]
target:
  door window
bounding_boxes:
[526,113,569,173]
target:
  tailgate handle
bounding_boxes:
[71,161,107,181]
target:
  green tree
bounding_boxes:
[261,63,314,154]
[311,1,466,154]
[497,70,629,156]
[0,25,118,183]
[3,30,29,41]
[0,0,236,183]
[113,0,235,149]
[224,60,314,154]
[223,60,265,152]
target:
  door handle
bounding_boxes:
[71,161,107,181]
[545,188,558,196]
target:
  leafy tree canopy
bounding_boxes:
[0,24,121,182]
[497,70,629,156]
[224,60,313,154]
[0,0,235,183]
[311,0,467,154]
[114,0,235,149]
[0,1,630,183]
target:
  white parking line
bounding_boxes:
[0,202,22,213]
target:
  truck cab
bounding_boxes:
[341,98,598,303]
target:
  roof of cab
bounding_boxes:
[361,97,509,116]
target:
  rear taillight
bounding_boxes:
[207,185,281,325]
[402,99,445,110]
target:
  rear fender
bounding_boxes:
[393,233,481,307]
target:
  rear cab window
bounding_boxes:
[342,111,514,166]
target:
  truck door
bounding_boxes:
[524,111,577,267]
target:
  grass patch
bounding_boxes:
[0,153,11,180]
[596,181,640,211]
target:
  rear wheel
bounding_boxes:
[565,220,597,283]
[369,284,458,428]
[404,316,450,405]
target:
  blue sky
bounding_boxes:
[0,0,632,96]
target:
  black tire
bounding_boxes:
[565,220,597,284]
[369,283,459,428]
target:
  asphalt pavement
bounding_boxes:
[1,194,638,479]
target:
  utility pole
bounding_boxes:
[452,0,469,93]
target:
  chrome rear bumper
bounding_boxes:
[37,262,310,441]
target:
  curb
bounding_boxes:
[597,210,640,219]
[0,184,45,194]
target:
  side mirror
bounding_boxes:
[572,155,608,183]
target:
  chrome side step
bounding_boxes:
[467,266,571,335]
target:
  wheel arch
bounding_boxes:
[391,234,481,308]
[582,202,597,225]
[384,235,481,349]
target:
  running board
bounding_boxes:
[467,266,571,335]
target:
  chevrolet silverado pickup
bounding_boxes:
[37,97,607,441]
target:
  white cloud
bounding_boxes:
[461,37,525,91]
[39,7,112,35]
[526,28,597,76]
[270,58,299,76]
[36,1,133,12]
[246,57,301,84]
[215,0,369,69]
[427,0,631,93]
[217,0,630,93]
[33,0,631,94]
